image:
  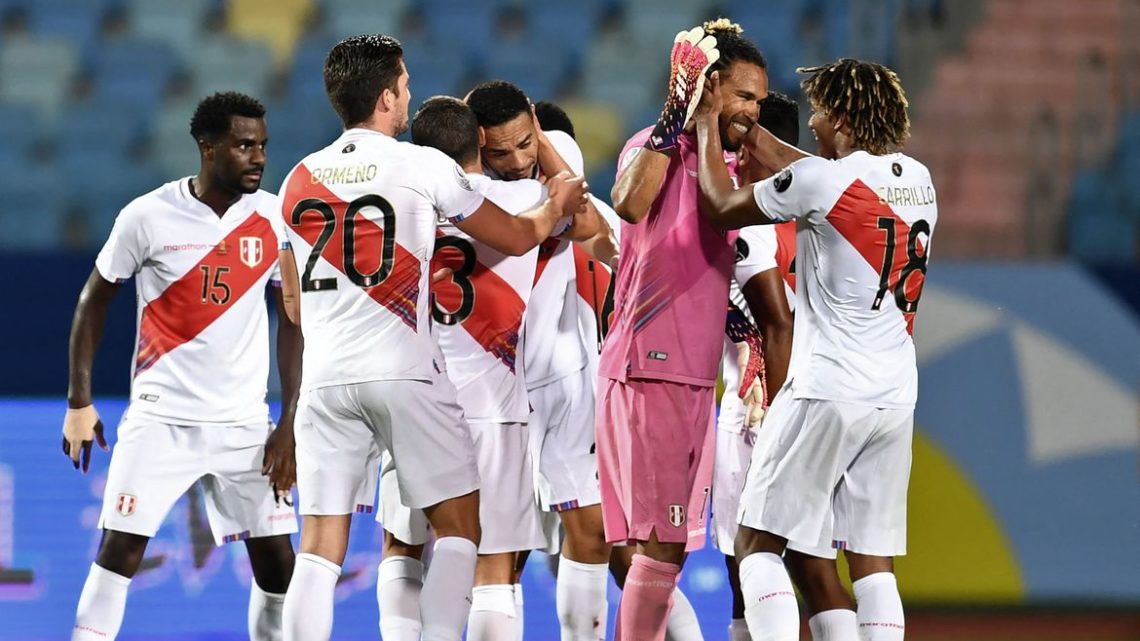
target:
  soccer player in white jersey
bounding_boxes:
[695,59,936,641]
[466,82,620,641]
[373,95,588,640]
[275,36,588,641]
[62,92,301,641]
[713,92,799,641]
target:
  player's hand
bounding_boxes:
[431,267,454,284]
[546,170,590,218]
[735,341,768,428]
[262,416,296,505]
[647,26,720,154]
[62,405,108,472]
[694,70,723,124]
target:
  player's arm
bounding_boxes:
[456,171,589,256]
[742,124,811,177]
[277,246,301,325]
[740,269,792,399]
[610,147,669,224]
[264,285,302,497]
[571,202,620,267]
[64,269,118,470]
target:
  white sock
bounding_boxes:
[72,563,131,641]
[467,584,517,641]
[729,618,751,641]
[421,536,477,641]
[514,583,525,641]
[556,556,609,641]
[665,585,704,641]
[282,553,340,641]
[853,573,904,641]
[809,609,858,641]
[249,580,287,641]
[377,556,424,641]
[739,552,799,641]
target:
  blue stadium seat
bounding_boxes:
[0,36,78,118]
[186,36,274,101]
[421,4,500,58]
[1067,170,1133,261]
[127,0,214,60]
[56,101,146,157]
[27,0,110,57]
[0,165,66,249]
[287,35,338,102]
[481,39,569,101]
[321,0,406,40]
[0,103,43,155]
[403,43,468,102]
[91,38,178,113]
[528,4,601,67]
[83,163,165,242]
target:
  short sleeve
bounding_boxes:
[94,205,147,283]
[422,147,485,221]
[615,128,652,181]
[267,203,289,285]
[751,156,830,222]
[733,225,778,285]
[546,130,585,176]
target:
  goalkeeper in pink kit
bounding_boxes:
[599,20,770,639]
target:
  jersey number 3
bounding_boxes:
[871,217,930,313]
[290,195,397,291]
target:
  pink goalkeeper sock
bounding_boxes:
[619,554,680,641]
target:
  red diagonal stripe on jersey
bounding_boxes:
[135,214,275,375]
[573,244,615,350]
[532,236,563,285]
[775,221,797,291]
[432,230,526,372]
[825,179,926,334]
[284,165,421,329]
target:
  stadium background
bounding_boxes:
[0,0,1138,639]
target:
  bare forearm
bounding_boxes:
[509,203,560,254]
[576,224,619,267]
[611,149,669,224]
[275,300,303,424]
[67,280,115,408]
[695,116,736,218]
[759,322,792,399]
[746,126,810,174]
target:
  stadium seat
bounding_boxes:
[527,4,601,67]
[55,101,145,158]
[421,4,500,59]
[0,165,66,249]
[481,39,570,101]
[321,0,406,41]
[287,35,338,102]
[0,103,42,155]
[127,0,214,60]
[1067,170,1133,261]
[0,36,78,119]
[403,43,469,103]
[91,38,179,113]
[150,98,202,178]
[26,0,109,57]
[186,36,275,101]
[227,0,314,67]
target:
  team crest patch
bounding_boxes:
[240,236,263,267]
[668,504,686,527]
[454,164,473,191]
[116,493,137,517]
[735,237,750,262]
[774,168,793,193]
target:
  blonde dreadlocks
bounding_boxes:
[798,58,910,155]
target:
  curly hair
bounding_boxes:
[702,18,766,75]
[798,58,910,154]
[189,91,265,142]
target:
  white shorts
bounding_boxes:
[712,424,835,559]
[378,422,546,554]
[296,375,480,516]
[99,416,297,546]
[529,366,600,511]
[738,392,913,557]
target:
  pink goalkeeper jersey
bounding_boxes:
[598,128,738,388]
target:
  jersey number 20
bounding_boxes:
[289,195,397,291]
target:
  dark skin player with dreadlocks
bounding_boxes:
[696,59,936,641]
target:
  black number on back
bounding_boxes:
[871,216,930,313]
[431,236,477,325]
[290,195,398,292]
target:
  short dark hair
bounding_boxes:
[533,101,575,139]
[466,80,530,128]
[702,19,767,75]
[758,92,800,146]
[189,91,265,142]
[411,96,480,167]
[324,34,404,128]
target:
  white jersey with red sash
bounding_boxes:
[95,178,285,425]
